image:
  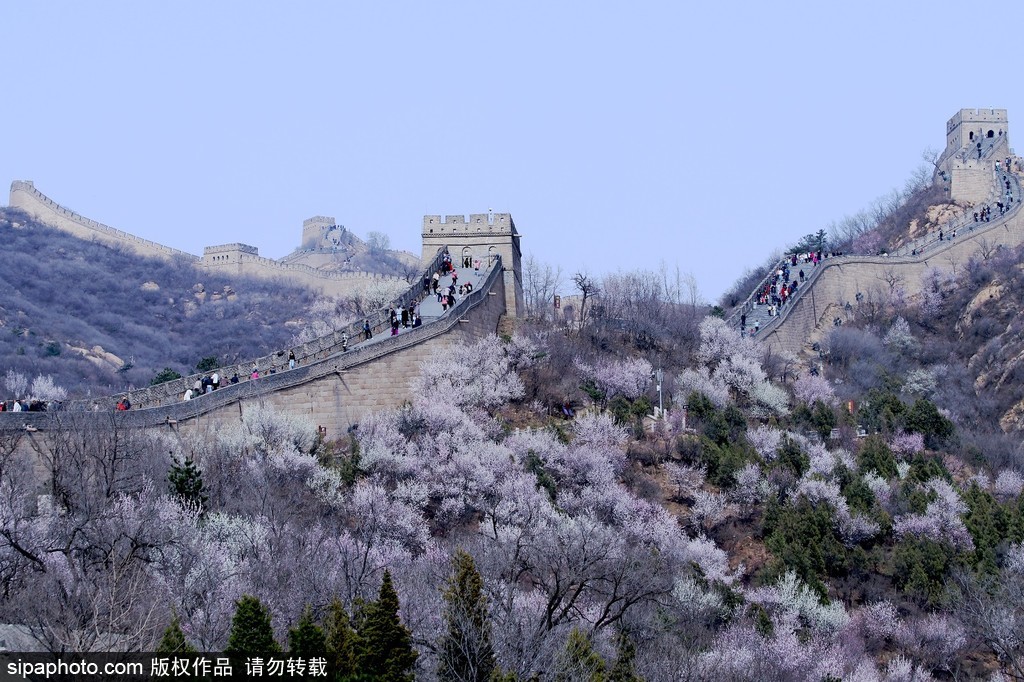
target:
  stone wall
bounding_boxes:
[1,257,508,438]
[760,208,1024,355]
[179,274,505,438]
[9,181,199,262]
[422,213,524,316]
[9,181,408,298]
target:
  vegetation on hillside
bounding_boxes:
[0,207,320,396]
[3,157,1024,678]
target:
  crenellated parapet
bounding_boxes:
[939,108,1012,205]
[9,180,200,262]
[422,212,524,316]
[7,181,409,297]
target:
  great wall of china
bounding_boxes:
[2,108,1020,437]
[3,180,525,436]
[733,108,1024,359]
[8,181,410,298]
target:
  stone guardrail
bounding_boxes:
[9,181,200,262]
[750,173,1022,341]
[727,166,1021,333]
[1,255,504,431]
[223,251,408,283]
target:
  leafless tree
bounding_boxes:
[572,272,600,336]
[523,254,563,321]
[954,569,1024,681]
[977,236,1000,261]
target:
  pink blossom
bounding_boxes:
[793,373,837,406]
[994,470,1024,500]
[889,431,925,457]
[893,482,974,552]
[748,425,783,461]
[575,356,653,402]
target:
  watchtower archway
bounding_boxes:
[421,213,524,317]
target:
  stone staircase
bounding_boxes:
[727,160,1024,351]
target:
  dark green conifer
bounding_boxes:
[354,570,418,681]
[554,627,606,682]
[607,631,642,682]
[168,455,208,514]
[225,594,281,654]
[155,610,196,653]
[325,597,357,679]
[288,605,327,656]
[438,549,496,681]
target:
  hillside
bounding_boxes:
[3,160,1024,678]
[0,207,327,396]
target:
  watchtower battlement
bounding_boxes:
[939,108,1012,205]
[422,212,523,317]
[203,243,259,262]
[422,213,516,234]
[302,215,336,248]
[945,108,1008,154]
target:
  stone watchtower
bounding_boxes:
[938,108,1011,205]
[202,243,260,273]
[302,215,336,249]
[422,213,524,317]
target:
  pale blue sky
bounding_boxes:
[4,2,1020,301]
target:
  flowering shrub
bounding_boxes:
[575,356,652,403]
[893,479,973,551]
[748,571,850,634]
[415,335,526,410]
[884,317,919,354]
[889,431,925,457]
[690,490,729,531]
[793,373,837,406]
[748,425,783,461]
[993,469,1024,501]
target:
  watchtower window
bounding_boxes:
[988,130,995,138]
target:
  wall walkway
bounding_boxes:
[0,256,508,437]
[744,170,1024,356]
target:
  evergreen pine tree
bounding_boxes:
[168,455,208,515]
[554,628,606,682]
[354,571,418,682]
[438,549,496,681]
[607,631,642,682]
[288,605,327,656]
[225,594,281,654]
[156,610,196,653]
[325,597,357,679]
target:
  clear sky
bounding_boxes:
[4,1,1022,301]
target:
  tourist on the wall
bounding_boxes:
[289,349,297,369]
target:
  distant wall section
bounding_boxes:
[9,181,409,299]
[9,181,200,262]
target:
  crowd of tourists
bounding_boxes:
[7,251,483,414]
[0,399,57,412]
[740,250,840,335]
